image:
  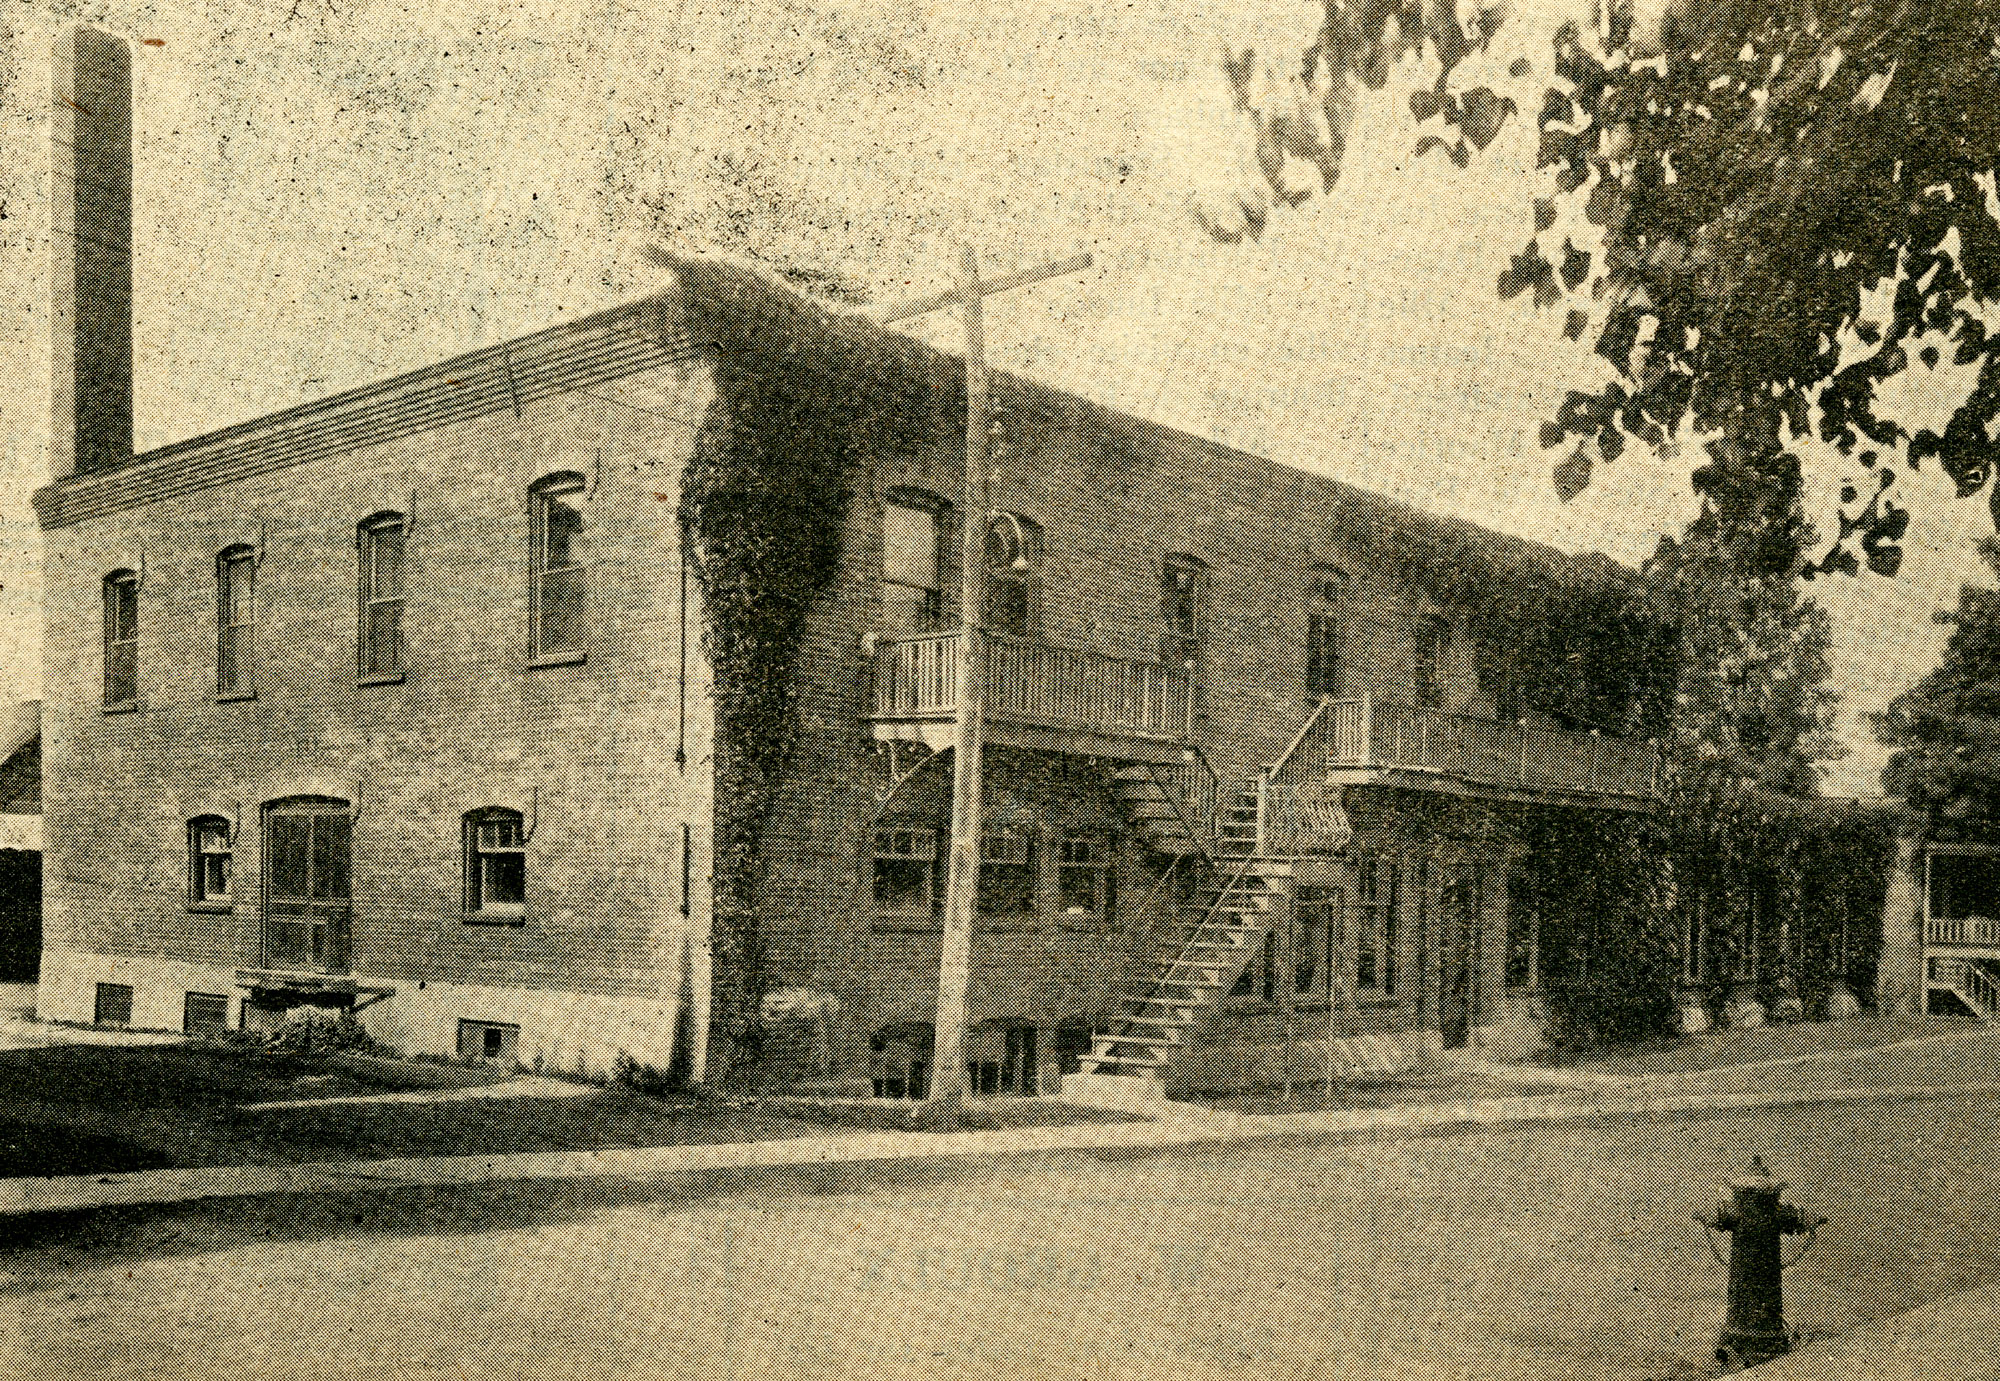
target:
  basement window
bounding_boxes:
[457,1019,520,1064]
[94,982,132,1027]
[869,1022,934,1099]
[183,992,230,1034]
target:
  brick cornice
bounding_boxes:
[35,294,702,530]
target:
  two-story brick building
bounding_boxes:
[36,28,1663,1093]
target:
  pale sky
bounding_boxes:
[0,0,1989,795]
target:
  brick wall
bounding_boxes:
[37,357,718,1066]
[747,376,1544,1088]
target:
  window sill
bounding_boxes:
[463,911,528,928]
[187,902,234,915]
[215,689,256,704]
[357,671,406,687]
[102,700,141,716]
[525,651,587,671]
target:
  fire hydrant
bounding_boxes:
[1695,1156,1826,1370]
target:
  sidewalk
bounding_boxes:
[6,1069,1998,1218]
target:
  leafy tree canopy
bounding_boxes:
[1221,0,2000,580]
[1878,537,2000,821]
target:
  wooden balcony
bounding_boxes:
[1271,694,1658,811]
[867,631,1195,762]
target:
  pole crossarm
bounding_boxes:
[878,252,1094,325]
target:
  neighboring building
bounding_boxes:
[36,28,1662,1088]
[0,701,41,980]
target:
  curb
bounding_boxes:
[7,1077,2000,1219]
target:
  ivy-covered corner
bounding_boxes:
[666,256,965,1084]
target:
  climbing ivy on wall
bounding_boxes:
[668,257,961,1081]
[666,256,1683,1078]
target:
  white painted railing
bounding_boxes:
[1932,956,2000,1019]
[1928,914,2000,947]
[869,632,1195,741]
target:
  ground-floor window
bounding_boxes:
[1231,928,1278,1001]
[1292,885,1345,1003]
[873,826,939,919]
[978,825,1037,923]
[1507,867,1539,989]
[965,1021,1037,1096]
[1057,835,1115,922]
[1353,853,1399,996]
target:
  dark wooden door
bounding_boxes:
[264,802,351,972]
[1439,873,1476,1049]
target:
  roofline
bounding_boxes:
[34,292,700,530]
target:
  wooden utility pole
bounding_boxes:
[880,246,1091,1110]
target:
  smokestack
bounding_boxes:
[50,27,133,480]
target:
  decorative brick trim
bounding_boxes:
[35,296,703,531]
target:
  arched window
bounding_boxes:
[358,513,406,678]
[1159,553,1207,670]
[983,512,1042,638]
[530,474,587,660]
[1414,616,1451,709]
[882,488,949,632]
[1305,567,1347,701]
[102,569,138,708]
[188,815,233,908]
[464,807,527,918]
[216,546,256,696]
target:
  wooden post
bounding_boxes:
[930,245,991,1112]
[880,248,1093,1111]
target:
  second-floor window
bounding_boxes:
[984,513,1041,638]
[883,496,944,631]
[102,570,138,708]
[1160,555,1206,671]
[1305,569,1346,700]
[530,474,586,660]
[359,514,405,677]
[216,546,256,696]
[1414,617,1450,709]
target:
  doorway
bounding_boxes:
[1439,866,1481,1049]
[263,798,352,972]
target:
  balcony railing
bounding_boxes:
[868,631,1195,743]
[1928,914,2000,948]
[1268,693,1657,814]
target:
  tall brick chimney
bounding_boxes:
[50,27,133,480]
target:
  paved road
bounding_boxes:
[6,1090,2000,1380]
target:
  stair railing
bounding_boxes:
[1143,748,1221,857]
[1099,849,1269,1055]
[1256,696,1344,855]
[1959,957,2000,1019]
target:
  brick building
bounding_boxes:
[36,28,1662,1092]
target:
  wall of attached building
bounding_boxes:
[746,379,1554,1092]
[37,359,717,1076]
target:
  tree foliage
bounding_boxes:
[1878,537,2000,823]
[1227,0,2000,577]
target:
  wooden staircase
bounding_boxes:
[1930,956,2000,1021]
[1080,783,1293,1078]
